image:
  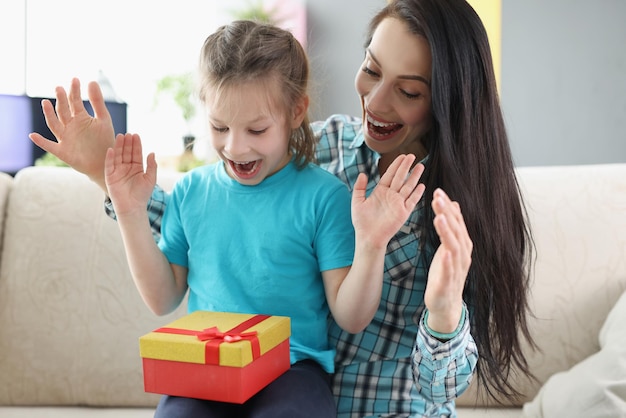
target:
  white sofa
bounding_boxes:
[0,163,624,417]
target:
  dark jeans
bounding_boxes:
[154,360,336,418]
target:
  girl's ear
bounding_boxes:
[291,95,309,129]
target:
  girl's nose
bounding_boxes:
[224,132,248,156]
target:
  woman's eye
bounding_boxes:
[362,66,379,77]
[400,90,421,100]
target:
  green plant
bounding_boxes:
[34,152,69,167]
[154,72,196,123]
[229,0,279,24]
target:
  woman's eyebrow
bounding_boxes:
[367,48,431,86]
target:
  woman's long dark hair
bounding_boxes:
[368,0,536,402]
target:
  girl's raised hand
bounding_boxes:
[104,133,157,217]
[351,154,425,249]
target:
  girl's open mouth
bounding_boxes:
[228,159,262,180]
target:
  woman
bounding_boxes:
[30,0,534,416]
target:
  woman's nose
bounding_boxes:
[368,82,392,113]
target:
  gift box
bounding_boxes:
[139,311,291,404]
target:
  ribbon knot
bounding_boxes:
[153,314,269,365]
[196,326,258,343]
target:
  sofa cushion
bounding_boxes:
[522,290,626,417]
[0,167,186,407]
[457,163,626,407]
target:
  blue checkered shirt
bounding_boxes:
[104,114,478,417]
[312,115,477,417]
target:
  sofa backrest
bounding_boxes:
[0,172,13,262]
[457,163,626,406]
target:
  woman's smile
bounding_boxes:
[366,112,403,141]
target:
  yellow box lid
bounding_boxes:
[139,311,290,367]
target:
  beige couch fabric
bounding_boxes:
[0,167,186,408]
[523,290,626,417]
[458,164,626,412]
[0,164,624,417]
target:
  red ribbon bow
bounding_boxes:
[196,326,258,343]
[154,314,269,365]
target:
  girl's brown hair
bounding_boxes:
[198,20,315,168]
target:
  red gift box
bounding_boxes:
[139,311,291,404]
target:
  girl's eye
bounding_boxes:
[249,129,267,135]
[400,90,421,100]
[211,125,228,133]
[362,66,379,77]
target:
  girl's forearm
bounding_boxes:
[333,241,387,333]
[117,212,187,315]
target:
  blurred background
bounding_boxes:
[1,0,624,175]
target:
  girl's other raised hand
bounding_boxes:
[351,154,426,249]
[104,133,157,218]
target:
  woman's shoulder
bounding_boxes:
[310,113,362,137]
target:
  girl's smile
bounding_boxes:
[227,159,262,180]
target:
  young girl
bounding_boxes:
[104,21,424,417]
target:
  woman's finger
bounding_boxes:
[54,86,71,125]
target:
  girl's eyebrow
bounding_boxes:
[366,48,431,86]
[209,115,270,125]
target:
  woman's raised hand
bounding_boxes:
[424,189,473,333]
[28,78,115,191]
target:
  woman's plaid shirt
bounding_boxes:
[312,114,478,418]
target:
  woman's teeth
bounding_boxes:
[367,114,402,138]
[367,114,396,127]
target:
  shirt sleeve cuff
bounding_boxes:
[417,303,471,362]
[104,196,117,220]
[423,304,467,342]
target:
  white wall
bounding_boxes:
[306,0,383,121]
[0,0,278,162]
[3,1,624,167]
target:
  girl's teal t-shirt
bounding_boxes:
[158,159,355,372]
